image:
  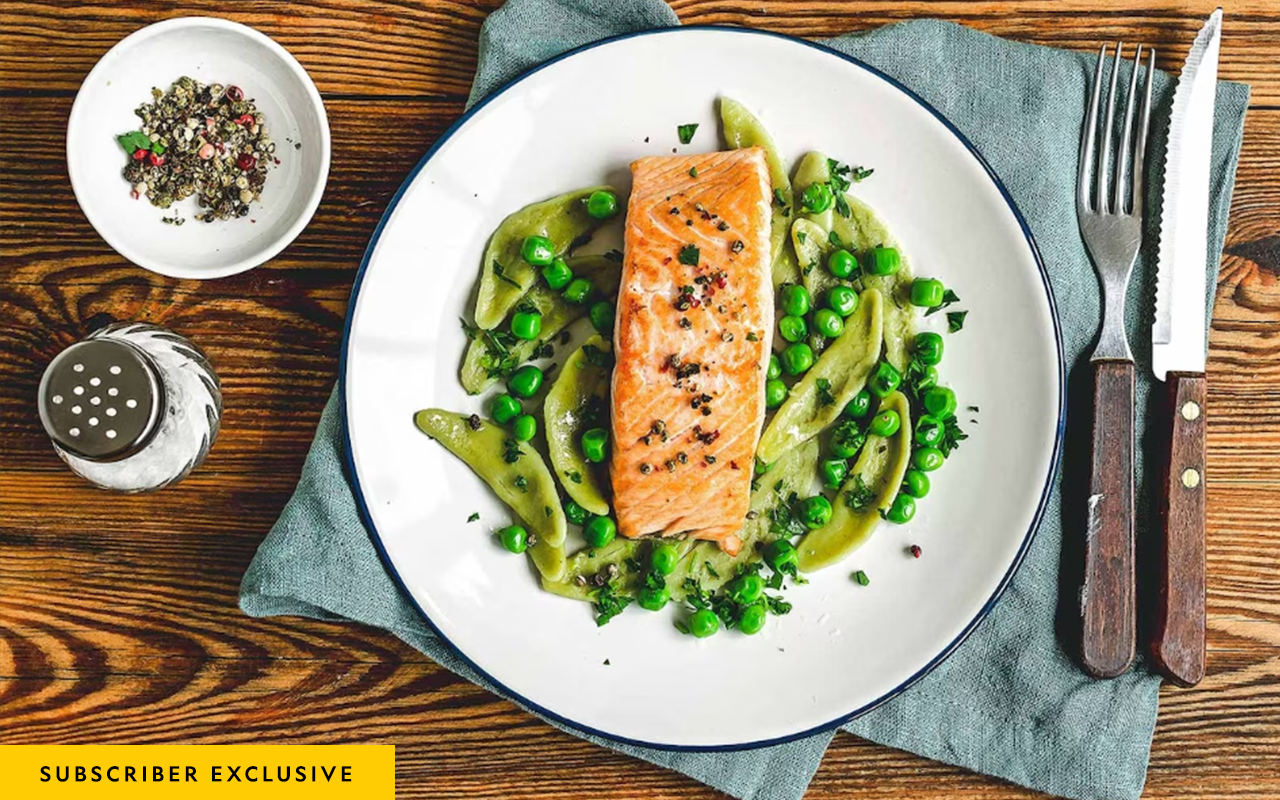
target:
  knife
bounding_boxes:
[1149,8,1222,687]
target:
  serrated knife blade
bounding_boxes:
[1148,9,1222,689]
[1151,9,1222,379]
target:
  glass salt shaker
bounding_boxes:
[37,322,222,492]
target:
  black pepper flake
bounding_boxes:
[669,206,680,214]
[701,407,712,416]
[677,452,688,464]
[665,459,678,473]
[705,455,717,464]
[640,463,653,474]
[717,221,729,231]
[721,331,734,342]
[466,414,483,431]
[686,219,694,226]
[679,317,692,329]
[650,419,669,442]
[731,240,745,253]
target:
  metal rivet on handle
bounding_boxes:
[1181,401,1201,421]
[1181,468,1201,489]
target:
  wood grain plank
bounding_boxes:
[3,2,1280,799]
[1,1,1279,104]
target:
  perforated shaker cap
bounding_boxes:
[37,339,164,461]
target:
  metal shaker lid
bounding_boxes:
[37,338,164,461]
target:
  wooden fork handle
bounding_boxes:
[1149,372,1207,687]
[1080,359,1136,678]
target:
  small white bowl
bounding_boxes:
[67,17,330,279]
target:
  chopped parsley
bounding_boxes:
[746,331,759,342]
[582,344,614,369]
[513,475,529,493]
[704,561,720,579]
[688,166,699,178]
[947,310,968,333]
[842,475,877,512]
[940,415,968,456]
[502,437,523,464]
[677,123,699,144]
[491,259,522,288]
[544,505,553,517]
[796,230,808,244]
[925,289,961,316]
[828,230,847,249]
[852,570,870,586]
[565,470,583,484]
[816,377,836,407]
[603,249,624,263]
[678,243,700,266]
[467,512,480,523]
[768,491,809,538]
[592,581,632,626]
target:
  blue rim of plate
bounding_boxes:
[340,24,1066,753]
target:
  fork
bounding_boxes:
[1076,41,1154,679]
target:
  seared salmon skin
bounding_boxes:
[610,148,773,555]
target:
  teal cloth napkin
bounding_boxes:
[241,3,1249,798]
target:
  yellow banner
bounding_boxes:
[0,745,394,798]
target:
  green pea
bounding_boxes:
[511,414,537,442]
[584,514,617,547]
[580,427,609,463]
[799,182,834,213]
[780,284,812,317]
[563,499,588,526]
[869,409,901,437]
[902,469,930,498]
[689,608,720,638]
[650,543,679,576]
[820,457,848,489]
[638,585,670,611]
[511,310,542,341]
[767,354,782,380]
[910,278,945,308]
[737,603,767,635]
[913,447,945,472]
[827,249,857,279]
[489,393,521,425]
[826,285,858,317]
[507,365,543,398]
[865,246,901,276]
[778,315,808,343]
[923,386,957,418]
[728,574,764,605]
[541,257,573,290]
[914,365,939,394]
[765,378,788,408]
[498,525,528,554]
[780,343,814,376]
[589,301,615,335]
[765,539,799,572]
[562,277,593,304]
[830,420,866,459]
[915,332,944,366]
[585,190,619,220]
[520,235,555,266]
[915,415,944,448]
[843,389,872,419]
[868,361,902,398]
[813,308,844,338]
[799,495,833,529]
[886,493,916,524]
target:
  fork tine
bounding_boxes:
[1078,44,1107,211]
[1113,44,1142,214]
[1132,48,1155,216]
[1096,42,1123,213]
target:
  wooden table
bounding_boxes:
[3,2,1277,797]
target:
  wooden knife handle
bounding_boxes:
[1150,372,1207,687]
[1080,359,1136,678]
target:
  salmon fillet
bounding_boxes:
[610,148,773,555]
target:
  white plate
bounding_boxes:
[343,28,1063,750]
[67,17,330,279]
